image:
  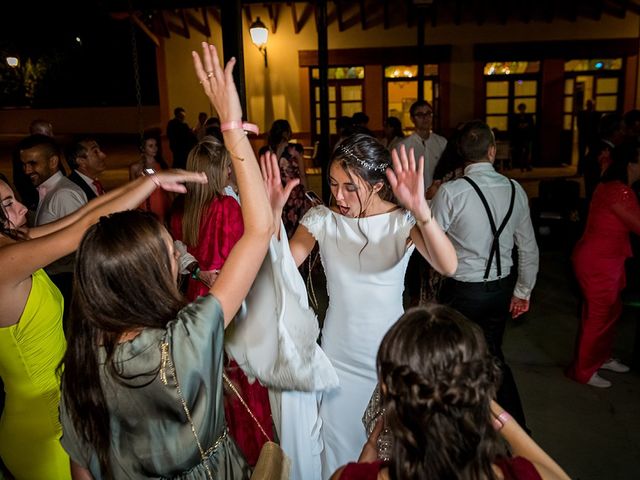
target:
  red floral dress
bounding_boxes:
[171,195,273,466]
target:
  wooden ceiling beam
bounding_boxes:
[383,0,390,29]
[185,7,211,37]
[129,12,161,47]
[291,1,302,33]
[336,0,345,31]
[359,0,367,30]
[266,3,280,34]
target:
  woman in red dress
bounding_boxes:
[130,134,172,224]
[331,305,570,480]
[567,141,640,388]
[170,137,273,465]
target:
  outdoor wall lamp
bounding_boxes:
[249,17,268,68]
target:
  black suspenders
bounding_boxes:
[462,177,516,280]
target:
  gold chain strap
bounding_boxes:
[305,250,320,310]
[161,342,215,480]
[222,373,271,443]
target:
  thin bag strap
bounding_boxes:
[222,373,272,443]
[161,342,215,480]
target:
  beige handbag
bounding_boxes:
[223,374,290,480]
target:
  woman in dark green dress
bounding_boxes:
[59,43,275,479]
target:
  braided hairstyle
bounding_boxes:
[377,305,504,480]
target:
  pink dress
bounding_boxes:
[568,181,640,383]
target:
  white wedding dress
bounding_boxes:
[300,205,415,479]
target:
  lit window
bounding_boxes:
[564,59,622,72]
[483,61,540,75]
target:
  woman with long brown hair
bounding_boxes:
[262,134,458,478]
[332,305,570,480]
[170,135,274,466]
[0,164,204,480]
[59,43,273,479]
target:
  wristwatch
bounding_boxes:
[142,168,160,187]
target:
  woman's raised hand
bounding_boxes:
[154,170,207,193]
[260,151,299,216]
[386,145,431,222]
[192,43,242,122]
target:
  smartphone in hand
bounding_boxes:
[305,190,323,206]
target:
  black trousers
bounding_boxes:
[438,276,529,431]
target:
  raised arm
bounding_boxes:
[387,145,457,276]
[0,171,207,289]
[260,151,315,265]
[192,43,273,327]
[491,401,570,480]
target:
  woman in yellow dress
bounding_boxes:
[0,168,205,479]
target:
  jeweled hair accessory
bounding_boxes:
[337,144,390,173]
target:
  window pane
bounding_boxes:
[341,102,363,117]
[316,120,321,133]
[596,78,618,94]
[424,64,439,76]
[484,61,540,75]
[312,68,318,80]
[329,86,336,102]
[387,81,418,128]
[423,80,433,103]
[314,86,319,99]
[514,98,536,113]
[564,97,574,113]
[486,81,509,97]
[385,65,417,78]
[565,58,622,72]
[564,79,574,95]
[341,85,362,101]
[486,99,509,114]
[595,95,617,111]
[514,80,537,97]
[486,116,508,132]
[329,103,336,117]
[315,103,320,117]
[563,115,573,130]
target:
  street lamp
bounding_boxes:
[6,57,19,68]
[249,17,268,68]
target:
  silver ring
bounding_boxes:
[206,71,214,78]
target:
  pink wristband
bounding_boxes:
[220,120,260,135]
[493,411,511,430]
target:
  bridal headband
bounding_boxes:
[336,144,390,173]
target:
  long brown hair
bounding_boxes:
[182,137,231,246]
[377,305,504,480]
[0,174,27,241]
[61,210,185,477]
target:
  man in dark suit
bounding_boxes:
[67,138,108,200]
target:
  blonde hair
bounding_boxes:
[182,136,231,246]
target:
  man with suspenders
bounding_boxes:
[431,120,539,431]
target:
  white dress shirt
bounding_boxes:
[397,132,447,188]
[35,171,88,226]
[431,162,539,300]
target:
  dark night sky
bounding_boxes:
[0,2,159,107]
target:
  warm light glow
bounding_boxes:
[249,17,268,47]
[6,57,19,68]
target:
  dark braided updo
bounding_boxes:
[377,304,504,480]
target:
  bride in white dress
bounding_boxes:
[262,133,457,479]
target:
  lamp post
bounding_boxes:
[249,17,268,68]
